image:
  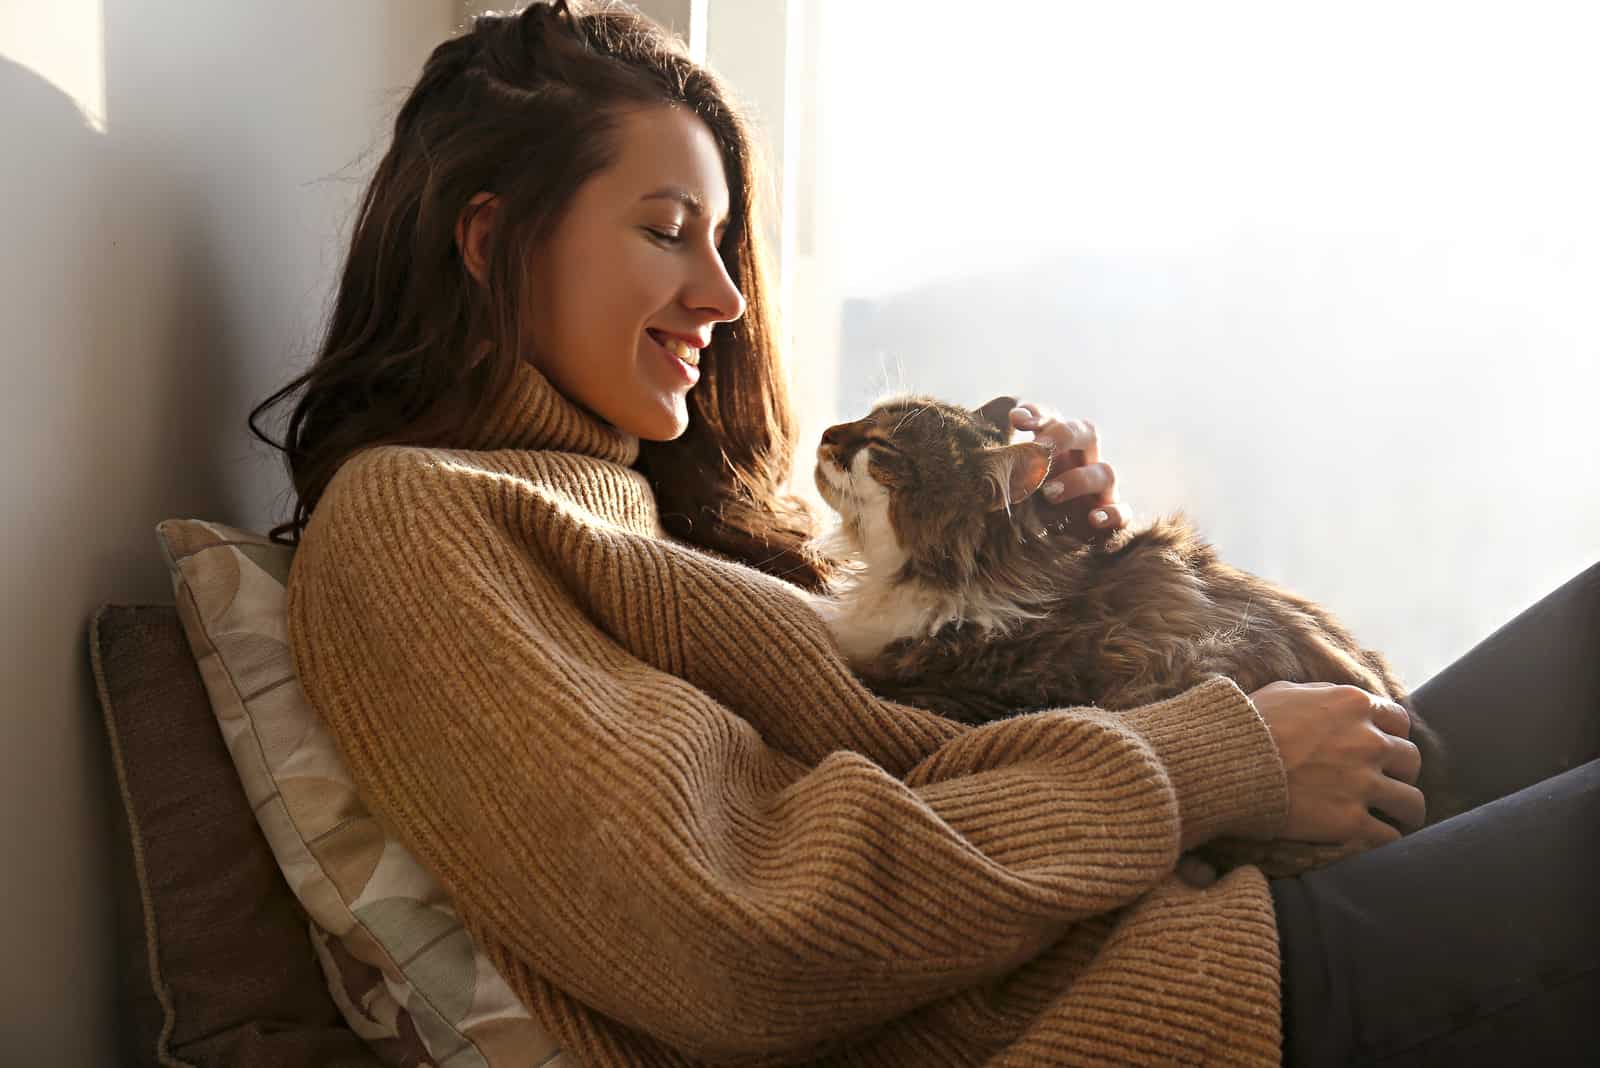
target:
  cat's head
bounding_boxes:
[813,395,1055,578]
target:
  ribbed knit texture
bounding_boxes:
[287,358,1292,1066]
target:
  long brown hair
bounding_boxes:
[249,0,834,589]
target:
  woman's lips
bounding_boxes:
[645,329,701,384]
[647,329,700,366]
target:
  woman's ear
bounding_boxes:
[455,192,499,286]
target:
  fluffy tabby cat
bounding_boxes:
[811,394,1456,874]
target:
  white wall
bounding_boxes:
[0,3,458,1061]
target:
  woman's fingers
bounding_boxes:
[1008,404,1044,437]
[1370,696,1411,740]
[1357,812,1406,849]
[1383,734,1422,786]
[1011,404,1101,464]
[1368,773,1427,833]
[1255,681,1433,845]
[1086,501,1131,530]
[1048,419,1102,467]
[1010,403,1126,529]
[1045,461,1117,503]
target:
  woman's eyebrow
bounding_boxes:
[641,185,730,229]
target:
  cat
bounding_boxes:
[809,393,1458,877]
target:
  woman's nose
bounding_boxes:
[690,248,746,324]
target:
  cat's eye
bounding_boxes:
[865,444,908,480]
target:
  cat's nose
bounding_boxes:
[820,423,849,448]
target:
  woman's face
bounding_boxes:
[525,104,746,441]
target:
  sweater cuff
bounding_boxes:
[1116,676,1288,849]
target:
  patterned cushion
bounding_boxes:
[156,518,568,1068]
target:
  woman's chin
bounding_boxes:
[636,424,689,443]
[620,397,691,442]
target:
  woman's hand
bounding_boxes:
[1249,681,1426,848]
[1008,402,1127,531]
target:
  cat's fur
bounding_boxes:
[811,394,1457,873]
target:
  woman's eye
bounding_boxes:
[644,227,682,245]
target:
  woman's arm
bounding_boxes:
[287,447,1288,1062]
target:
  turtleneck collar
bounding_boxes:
[457,356,640,466]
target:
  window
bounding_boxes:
[810,0,1599,685]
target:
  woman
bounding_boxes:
[254,3,1598,1064]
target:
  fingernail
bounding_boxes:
[1090,509,1108,524]
[1042,482,1066,502]
[1009,406,1033,426]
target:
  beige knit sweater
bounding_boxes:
[287,358,1293,1067]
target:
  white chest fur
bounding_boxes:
[813,449,1041,665]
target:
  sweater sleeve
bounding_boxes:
[287,451,1288,1063]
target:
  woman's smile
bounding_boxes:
[645,328,701,383]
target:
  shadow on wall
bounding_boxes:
[98,0,292,536]
[2,54,250,592]
[0,49,248,1064]
[92,0,466,539]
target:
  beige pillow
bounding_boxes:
[157,518,568,1068]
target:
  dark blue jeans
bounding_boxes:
[1271,563,1600,1066]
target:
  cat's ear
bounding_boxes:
[973,396,1020,437]
[982,441,1053,511]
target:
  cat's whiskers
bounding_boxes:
[891,404,931,437]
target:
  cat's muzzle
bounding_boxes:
[814,449,849,508]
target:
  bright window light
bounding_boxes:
[817,0,1599,685]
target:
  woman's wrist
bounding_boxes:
[1117,676,1289,849]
